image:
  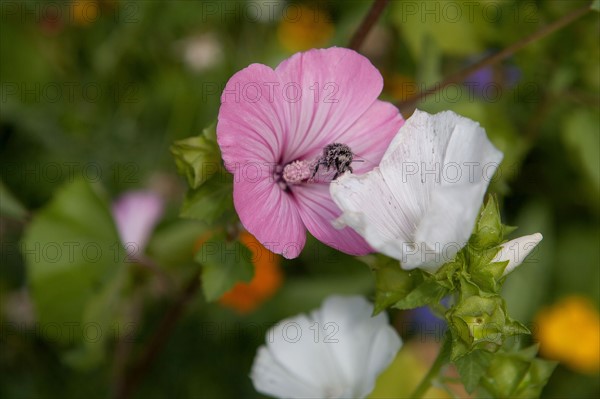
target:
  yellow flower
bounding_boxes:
[535,296,600,374]
[219,231,283,314]
[277,5,333,52]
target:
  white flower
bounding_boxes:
[492,233,543,276]
[179,33,223,72]
[330,109,503,272]
[250,295,401,399]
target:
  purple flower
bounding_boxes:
[217,47,404,258]
[112,190,164,254]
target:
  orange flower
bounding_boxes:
[535,296,600,374]
[71,0,99,26]
[219,231,283,314]
[384,73,418,102]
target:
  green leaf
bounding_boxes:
[592,0,600,12]
[480,345,557,398]
[467,245,506,293]
[369,255,426,314]
[512,358,558,398]
[562,109,600,193]
[22,179,127,368]
[196,233,254,302]
[180,173,234,224]
[455,349,493,393]
[147,219,208,268]
[171,122,220,189]
[470,195,503,249]
[393,280,448,310]
[0,179,27,220]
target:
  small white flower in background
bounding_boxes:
[330,109,504,272]
[248,0,286,23]
[492,233,543,276]
[112,190,164,254]
[179,33,223,72]
[251,295,401,399]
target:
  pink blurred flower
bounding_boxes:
[112,190,164,254]
[217,47,404,258]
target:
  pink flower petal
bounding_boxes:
[332,99,404,174]
[217,63,288,168]
[293,184,372,256]
[233,164,306,259]
[112,190,164,253]
[275,47,385,162]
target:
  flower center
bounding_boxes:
[282,160,311,184]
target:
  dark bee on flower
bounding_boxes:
[311,143,360,180]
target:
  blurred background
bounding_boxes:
[1,0,598,398]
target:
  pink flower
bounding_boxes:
[217,47,404,258]
[112,190,164,254]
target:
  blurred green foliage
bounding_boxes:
[1,1,598,398]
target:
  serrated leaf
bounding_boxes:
[371,255,426,314]
[171,123,220,189]
[196,233,254,301]
[504,318,531,336]
[455,350,493,393]
[393,280,448,310]
[467,245,506,293]
[180,173,234,224]
[470,195,503,249]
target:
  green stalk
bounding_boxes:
[409,334,451,399]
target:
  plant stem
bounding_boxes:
[410,335,450,399]
[397,2,593,114]
[349,0,390,51]
[113,271,201,399]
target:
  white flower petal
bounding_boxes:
[265,314,341,395]
[331,109,504,272]
[442,116,504,186]
[411,182,487,270]
[251,346,322,398]
[492,233,543,276]
[250,296,402,399]
[358,325,402,398]
[330,171,409,261]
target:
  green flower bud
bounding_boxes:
[470,196,504,249]
[171,123,220,189]
[447,294,529,360]
[448,295,505,359]
[480,345,557,398]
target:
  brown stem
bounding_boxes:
[132,254,175,293]
[113,271,202,399]
[110,291,144,397]
[349,0,390,51]
[397,2,593,114]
